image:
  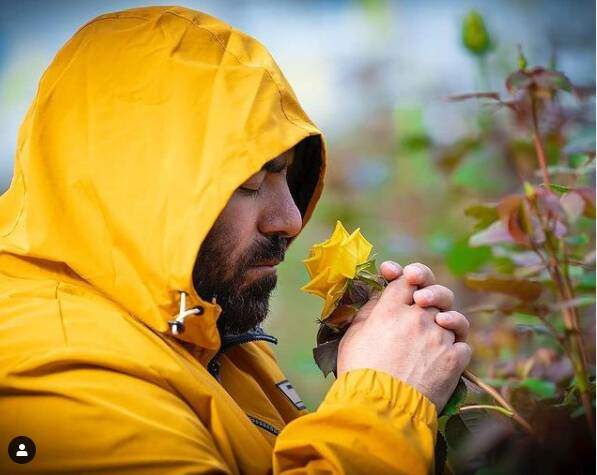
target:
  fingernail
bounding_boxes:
[405,265,422,279]
[389,261,401,273]
[417,289,432,302]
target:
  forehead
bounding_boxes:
[261,147,294,172]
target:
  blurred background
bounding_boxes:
[0,0,594,418]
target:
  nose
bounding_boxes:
[258,177,303,239]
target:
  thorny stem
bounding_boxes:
[463,369,535,435]
[526,244,569,350]
[529,188,594,433]
[530,94,552,189]
[546,252,594,432]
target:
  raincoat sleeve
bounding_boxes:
[273,368,438,474]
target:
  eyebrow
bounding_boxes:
[261,154,291,173]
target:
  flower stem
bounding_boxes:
[527,97,594,433]
[530,94,552,189]
[531,202,594,433]
[460,404,513,418]
[463,369,534,435]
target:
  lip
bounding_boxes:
[247,265,277,275]
[251,259,282,267]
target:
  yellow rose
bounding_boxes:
[301,220,373,319]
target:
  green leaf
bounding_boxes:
[517,45,528,70]
[564,233,589,246]
[445,238,492,277]
[570,405,585,418]
[578,271,596,290]
[464,205,500,231]
[444,415,471,450]
[569,153,590,168]
[441,378,468,417]
[517,378,556,399]
[356,254,378,275]
[549,183,570,194]
[355,274,384,291]
[511,312,542,325]
[401,133,433,152]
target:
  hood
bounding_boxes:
[0,6,326,350]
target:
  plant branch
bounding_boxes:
[463,369,534,435]
[530,94,552,189]
[460,404,513,418]
[531,201,594,433]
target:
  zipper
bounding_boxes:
[207,326,278,378]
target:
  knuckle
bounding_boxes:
[413,262,432,275]
[430,330,444,347]
[405,261,429,274]
[449,310,464,324]
[455,342,473,365]
[433,285,454,304]
[387,276,405,290]
[411,312,427,330]
[444,350,459,369]
[445,287,455,301]
[382,259,401,269]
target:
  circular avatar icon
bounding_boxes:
[8,436,36,464]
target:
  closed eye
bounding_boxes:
[238,186,261,196]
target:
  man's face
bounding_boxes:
[192,148,303,335]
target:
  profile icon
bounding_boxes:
[16,443,28,457]
[8,436,36,464]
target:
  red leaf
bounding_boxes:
[464,274,544,301]
[576,187,596,218]
[497,195,530,245]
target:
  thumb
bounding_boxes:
[379,260,403,282]
[351,286,383,324]
[376,275,415,313]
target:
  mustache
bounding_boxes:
[246,234,288,267]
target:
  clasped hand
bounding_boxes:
[337,261,472,412]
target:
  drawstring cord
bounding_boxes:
[168,291,204,335]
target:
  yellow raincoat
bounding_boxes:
[0,6,437,474]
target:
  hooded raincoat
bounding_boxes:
[0,6,437,474]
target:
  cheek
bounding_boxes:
[223,195,260,259]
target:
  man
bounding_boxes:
[0,6,470,474]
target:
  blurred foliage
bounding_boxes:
[271,7,595,474]
[434,11,596,474]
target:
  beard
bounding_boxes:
[192,222,287,336]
